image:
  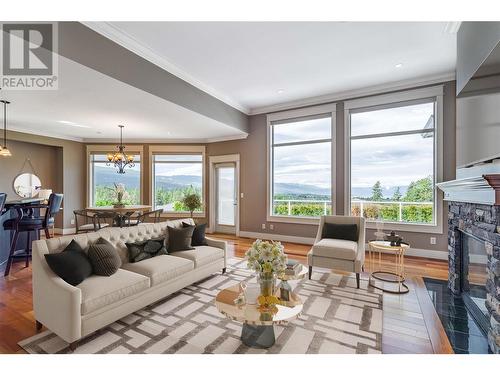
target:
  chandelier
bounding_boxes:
[0,100,12,157]
[106,125,135,174]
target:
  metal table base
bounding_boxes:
[241,324,275,348]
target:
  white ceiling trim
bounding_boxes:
[9,125,248,144]
[82,21,250,115]
[8,125,84,143]
[249,72,456,115]
[81,133,248,144]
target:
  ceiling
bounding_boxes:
[2,55,248,143]
[87,22,457,114]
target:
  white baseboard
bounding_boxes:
[399,248,447,260]
[53,228,76,235]
[239,231,316,245]
[238,230,448,260]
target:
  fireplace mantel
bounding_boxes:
[437,161,500,205]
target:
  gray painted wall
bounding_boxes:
[5,131,86,229]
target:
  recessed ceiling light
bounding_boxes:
[57,120,90,128]
[277,89,285,94]
[395,63,403,69]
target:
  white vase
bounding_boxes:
[244,283,260,305]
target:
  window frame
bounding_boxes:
[86,144,144,207]
[344,85,444,234]
[266,103,337,225]
[149,145,206,218]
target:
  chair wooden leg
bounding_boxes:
[35,320,43,331]
[356,273,360,288]
[308,266,312,280]
[4,231,19,277]
[68,341,78,351]
[44,228,51,239]
[25,231,31,268]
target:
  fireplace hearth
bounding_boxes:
[448,202,500,353]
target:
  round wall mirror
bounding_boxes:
[13,173,42,198]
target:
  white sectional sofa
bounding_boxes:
[31,218,227,349]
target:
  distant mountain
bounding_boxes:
[274,182,330,196]
[94,166,201,190]
[95,166,407,199]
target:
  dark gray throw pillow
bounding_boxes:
[182,222,208,246]
[125,237,167,263]
[87,238,122,276]
[321,223,358,242]
[44,240,93,286]
[167,226,195,252]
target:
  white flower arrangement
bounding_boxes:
[245,239,288,275]
[112,183,129,204]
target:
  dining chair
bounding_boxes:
[0,193,6,215]
[125,209,163,226]
[3,193,63,276]
[74,209,110,233]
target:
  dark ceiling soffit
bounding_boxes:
[57,22,249,133]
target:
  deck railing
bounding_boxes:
[272,199,433,223]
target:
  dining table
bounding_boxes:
[86,205,152,228]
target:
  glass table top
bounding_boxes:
[215,284,303,326]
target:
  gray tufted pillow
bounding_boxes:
[87,238,122,276]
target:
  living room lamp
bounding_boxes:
[106,125,135,174]
[0,100,12,157]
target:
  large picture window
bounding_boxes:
[268,106,335,221]
[89,153,141,207]
[347,90,441,227]
[152,153,204,214]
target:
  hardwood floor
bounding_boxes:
[0,233,452,354]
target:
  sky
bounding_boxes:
[154,162,202,177]
[272,102,434,192]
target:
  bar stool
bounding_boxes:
[0,193,6,215]
[3,193,63,276]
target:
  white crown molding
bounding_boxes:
[204,133,248,143]
[249,72,456,115]
[8,125,248,144]
[444,22,462,34]
[82,21,250,115]
[82,133,248,144]
[8,125,84,142]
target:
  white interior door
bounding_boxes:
[215,163,237,234]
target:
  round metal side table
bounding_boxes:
[368,240,410,294]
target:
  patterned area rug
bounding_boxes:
[19,258,383,354]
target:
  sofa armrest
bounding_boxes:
[357,218,366,264]
[205,237,227,268]
[32,240,82,343]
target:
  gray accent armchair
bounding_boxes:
[307,215,365,288]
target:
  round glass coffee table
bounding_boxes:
[368,240,410,294]
[215,284,303,348]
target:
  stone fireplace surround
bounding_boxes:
[448,202,500,353]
